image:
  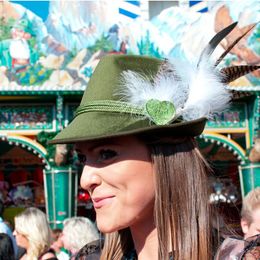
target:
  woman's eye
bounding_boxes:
[98,149,117,161]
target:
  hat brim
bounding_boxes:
[49,111,207,144]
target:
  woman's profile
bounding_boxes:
[13,207,57,260]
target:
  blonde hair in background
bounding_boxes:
[63,217,99,252]
[101,136,212,260]
[14,207,52,260]
[241,187,260,224]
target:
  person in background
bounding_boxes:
[61,217,99,260]
[0,200,18,258]
[74,238,103,260]
[0,233,15,260]
[241,187,260,239]
[239,187,260,259]
[50,21,259,260]
[51,228,69,260]
[215,188,260,259]
[13,207,57,260]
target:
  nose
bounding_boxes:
[80,164,102,193]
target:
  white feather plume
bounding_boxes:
[117,56,231,124]
[171,57,231,120]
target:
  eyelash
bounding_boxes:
[98,149,118,162]
[77,149,118,164]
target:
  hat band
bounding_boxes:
[74,100,145,118]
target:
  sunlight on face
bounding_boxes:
[76,136,155,233]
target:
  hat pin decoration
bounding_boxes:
[117,22,260,126]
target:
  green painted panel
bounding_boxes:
[44,167,78,229]
[206,102,247,129]
[65,103,79,125]
[239,163,260,197]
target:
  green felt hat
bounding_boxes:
[50,54,206,144]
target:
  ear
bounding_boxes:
[241,218,249,235]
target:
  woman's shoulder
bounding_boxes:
[75,239,102,259]
[39,248,58,260]
[215,236,245,260]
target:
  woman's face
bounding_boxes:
[76,136,155,233]
[13,229,29,250]
[52,234,64,250]
[60,231,71,252]
[241,207,260,239]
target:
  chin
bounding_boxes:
[97,224,120,233]
[97,220,127,234]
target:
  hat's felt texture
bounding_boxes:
[50,54,206,144]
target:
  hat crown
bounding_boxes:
[81,55,162,105]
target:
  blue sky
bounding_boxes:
[11,1,50,21]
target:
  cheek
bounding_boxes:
[16,236,28,248]
[15,236,21,246]
[126,160,155,196]
[95,161,155,232]
[125,173,155,206]
[247,223,260,237]
[118,159,155,206]
[125,180,155,219]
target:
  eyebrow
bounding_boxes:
[75,139,119,153]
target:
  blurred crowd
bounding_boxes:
[0,201,101,260]
[0,188,259,260]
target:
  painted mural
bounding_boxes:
[0,0,259,91]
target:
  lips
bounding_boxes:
[92,196,115,208]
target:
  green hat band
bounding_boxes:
[75,100,145,118]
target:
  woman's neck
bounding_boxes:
[130,220,158,260]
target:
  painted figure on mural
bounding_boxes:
[1,0,259,90]
[9,19,31,71]
[50,21,260,259]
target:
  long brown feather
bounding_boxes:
[220,65,260,83]
[197,22,238,67]
[230,90,252,100]
[215,23,256,67]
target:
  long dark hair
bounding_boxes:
[147,136,211,260]
[100,136,212,260]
